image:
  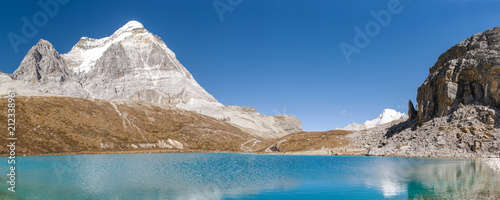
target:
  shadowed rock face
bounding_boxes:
[417,27,500,122]
[408,100,417,121]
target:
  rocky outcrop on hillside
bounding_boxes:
[176,98,302,139]
[274,115,303,134]
[408,100,417,121]
[416,27,500,122]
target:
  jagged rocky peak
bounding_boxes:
[11,39,60,81]
[417,27,500,122]
[408,100,417,121]
[9,39,87,97]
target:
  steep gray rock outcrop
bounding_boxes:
[9,39,87,97]
[274,115,302,134]
[417,27,500,122]
[408,100,417,121]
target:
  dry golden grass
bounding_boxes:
[0,96,358,156]
[0,96,256,156]
[252,130,353,152]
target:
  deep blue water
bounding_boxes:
[0,153,498,199]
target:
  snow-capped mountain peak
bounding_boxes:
[112,20,145,36]
[342,109,408,131]
[63,21,156,74]
[60,20,215,103]
[9,20,303,139]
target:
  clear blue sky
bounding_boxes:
[1,0,499,131]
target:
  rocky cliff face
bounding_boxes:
[355,27,500,158]
[416,27,500,122]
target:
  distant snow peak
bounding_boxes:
[342,109,408,131]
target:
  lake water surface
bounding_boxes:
[0,153,499,199]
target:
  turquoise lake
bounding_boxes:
[0,153,499,199]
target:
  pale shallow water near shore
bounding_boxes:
[0,153,499,199]
[486,158,500,172]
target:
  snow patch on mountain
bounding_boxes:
[64,21,150,74]
[68,32,134,74]
[342,109,408,131]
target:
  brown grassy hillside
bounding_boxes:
[249,130,353,152]
[0,96,256,155]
